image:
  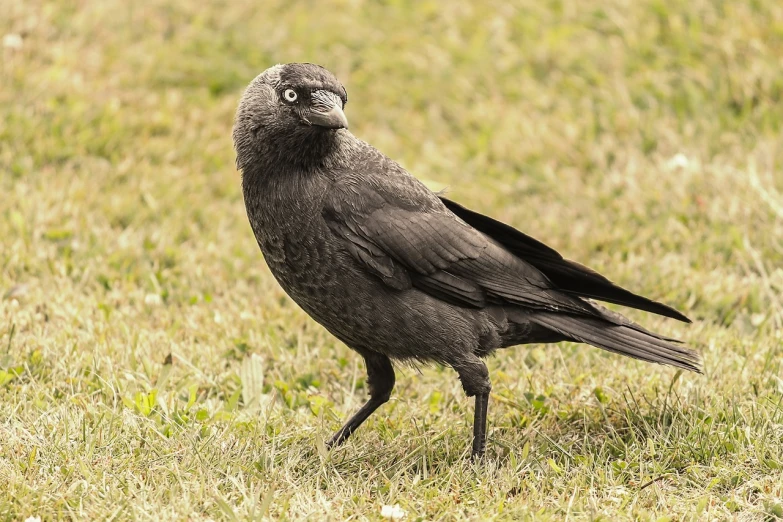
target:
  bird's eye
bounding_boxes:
[283,89,298,102]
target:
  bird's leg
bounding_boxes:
[472,392,490,458]
[327,351,395,448]
[451,355,492,459]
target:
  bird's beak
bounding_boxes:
[307,90,349,129]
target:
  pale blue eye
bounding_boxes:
[283,89,298,102]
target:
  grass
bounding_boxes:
[1,0,783,519]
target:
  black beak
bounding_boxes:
[307,90,349,129]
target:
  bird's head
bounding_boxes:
[233,63,349,172]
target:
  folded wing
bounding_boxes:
[439,197,691,323]
[323,182,600,317]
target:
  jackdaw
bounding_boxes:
[233,63,700,458]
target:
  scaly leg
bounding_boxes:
[451,355,492,459]
[327,351,395,447]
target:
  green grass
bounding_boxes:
[2,0,783,519]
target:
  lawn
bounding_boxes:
[2,0,783,519]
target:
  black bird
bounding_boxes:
[233,63,700,458]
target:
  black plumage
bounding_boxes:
[233,63,700,458]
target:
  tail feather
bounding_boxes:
[589,301,682,343]
[531,313,701,373]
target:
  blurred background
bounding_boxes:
[1,0,782,519]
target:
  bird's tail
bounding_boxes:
[530,312,701,373]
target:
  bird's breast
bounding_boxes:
[249,198,344,296]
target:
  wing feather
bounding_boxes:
[439,196,691,322]
[324,182,599,316]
